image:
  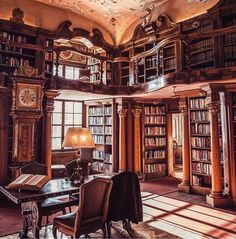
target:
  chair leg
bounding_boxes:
[52,225,57,239]
[102,224,106,238]
[106,221,112,238]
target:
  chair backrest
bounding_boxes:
[20,162,47,175]
[65,160,78,179]
[74,178,113,229]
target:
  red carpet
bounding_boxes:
[0,176,179,237]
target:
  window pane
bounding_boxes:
[52,138,62,150]
[65,102,74,113]
[54,101,62,113]
[74,114,82,125]
[65,66,73,79]
[74,67,80,80]
[52,126,62,137]
[53,65,63,77]
[74,102,82,113]
[52,113,62,125]
[65,113,73,125]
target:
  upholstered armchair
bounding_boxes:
[52,178,113,239]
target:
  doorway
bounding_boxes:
[171,113,183,180]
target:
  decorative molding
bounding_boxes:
[157,13,176,32]
[179,98,188,114]
[13,66,45,78]
[10,8,24,24]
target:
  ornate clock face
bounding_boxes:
[19,88,37,107]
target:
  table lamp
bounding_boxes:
[62,127,95,183]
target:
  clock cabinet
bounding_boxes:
[8,67,45,172]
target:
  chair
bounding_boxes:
[20,162,78,228]
[52,178,113,239]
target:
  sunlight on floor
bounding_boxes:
[142,193,236,239]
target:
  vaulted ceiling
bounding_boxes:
[34,0,220,44]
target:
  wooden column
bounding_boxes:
[178,98,190,192]
[118,106,127,171]
[132,107,142,173]
[204,86,232,207]
[42,90,60,178]
[0,87,10,185]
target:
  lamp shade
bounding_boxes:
[62,127,95,149]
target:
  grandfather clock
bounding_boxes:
[9,67,45,178]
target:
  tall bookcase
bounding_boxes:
[87,101,115,173]
[44,39,54,77]
[0,30,36,73]
[142,103,167,180]
[189,97,212,192]
[87,57,101,83]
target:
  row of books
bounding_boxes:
[92,135,104,144]
[0,55,30,66]
[93,151,112,163]
[145,137,166,147]
[190,111,209,122]
[146,56,158,69]
[145,116,166,124]
[190,98,206,109]
[105,126,112,134]
[222,15,236,28]
[88,116,103,125]
[89,107,104,115]
[92,162,112,173]
[164,58,176,70]
[144,106,166,115]
[192,162,211,175]
[145,126,166,135]
[192,149,210,161]
[191,50,213,64]
[190,38,212,52]
[190,123,210,135]
[193,66,214,71]
[145,149,166,159]
[105,135,112,144]
[224,45,236,60]
[46,40,53,47]
[104,116,112,125]
[191,137,211,148]
[0,44,23,53]
[89,126,103,134]
[225,60,236,67]
[224,32,236,44]
[192,175,203,186]
[1,31,28,43]
[89,64,100,73]
[145,163,166,174]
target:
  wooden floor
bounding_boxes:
[2,178,236,238]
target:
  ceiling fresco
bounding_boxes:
[34,0,219,44]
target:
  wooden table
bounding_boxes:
[0,178,82,238]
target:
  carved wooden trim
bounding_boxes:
[179,98,188,114]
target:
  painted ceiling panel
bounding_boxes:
[34,0,219,44]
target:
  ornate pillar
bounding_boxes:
[203,85,232,207]
[42,90,60,178]
[132,107,142,173]
[118,106,127,171]
[178,98,190,192]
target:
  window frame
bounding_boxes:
[51,99,84,152]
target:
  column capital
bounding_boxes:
[132,107,142,117]
[206,100,220,114]
[118,109,127,118]
[179,98,188,114]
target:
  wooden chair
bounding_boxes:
[20,162,78,228]
[52,178,113,239]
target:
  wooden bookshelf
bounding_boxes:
[189,97,212,191]
[0,30,36,73]
[223,32,236,67]
[87,57,101,83]
[142,103,167,180]
[87,101,114,173]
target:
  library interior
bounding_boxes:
[1,0,236,238]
